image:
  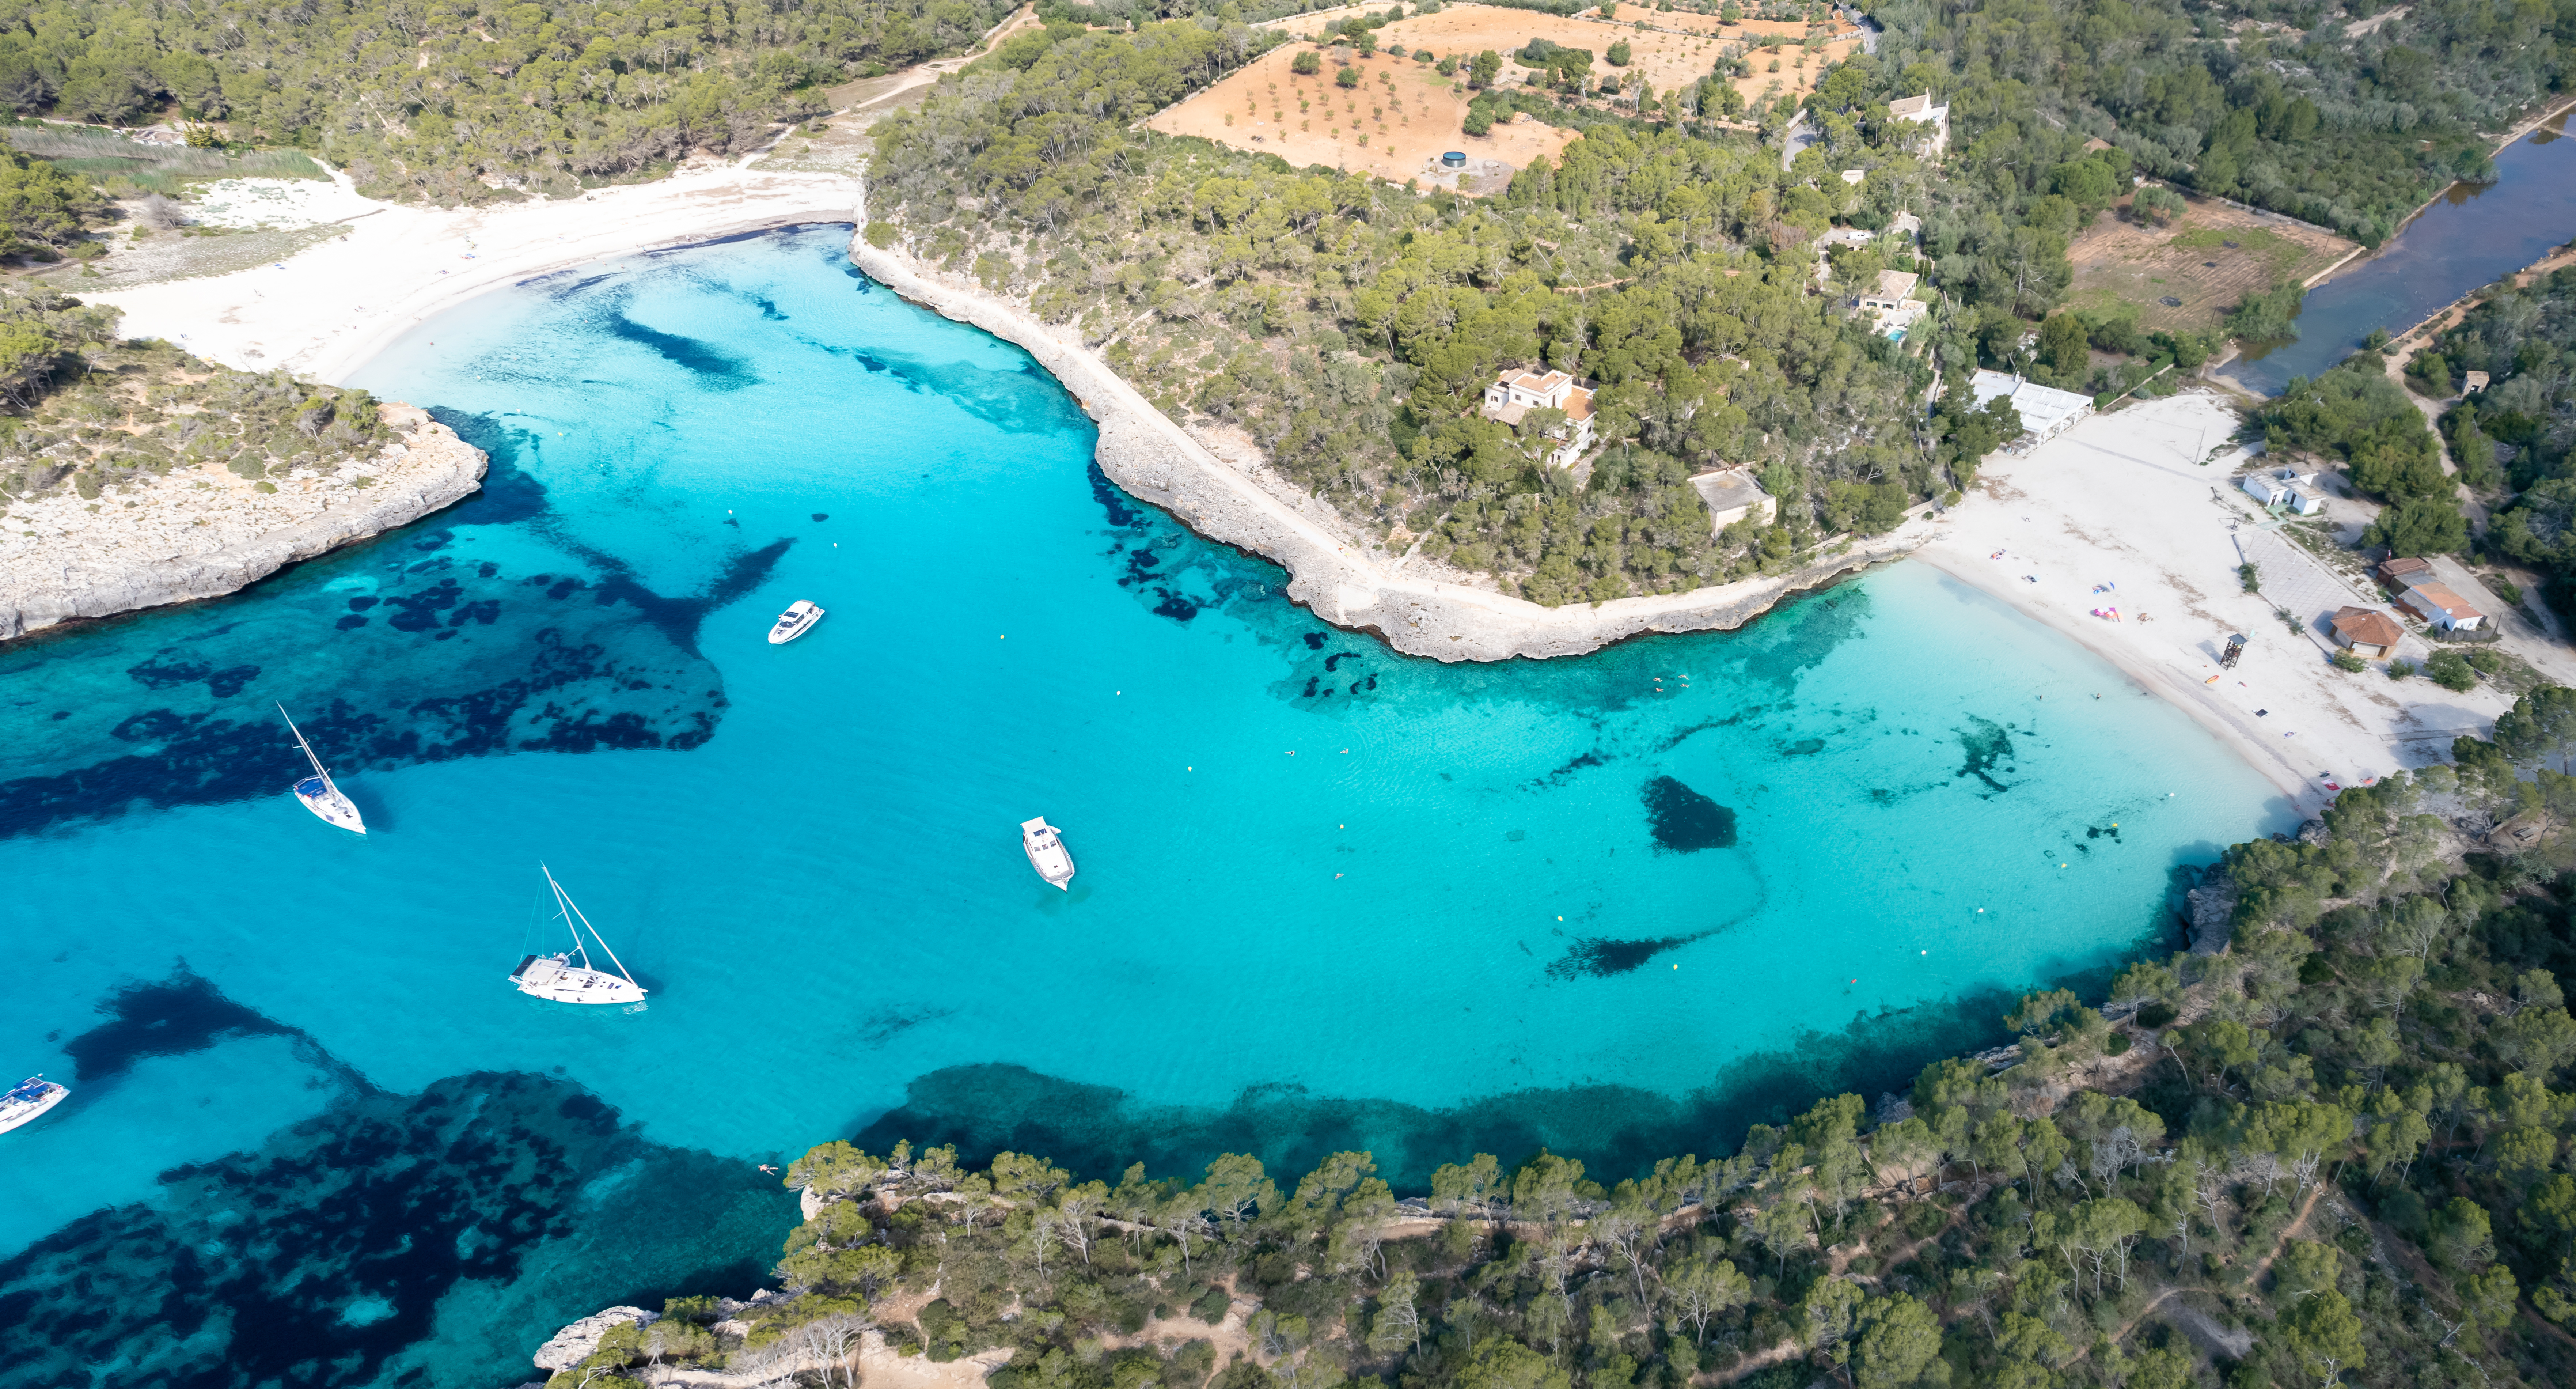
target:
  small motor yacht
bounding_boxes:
[1021,817,1075,890]
[769,601,824,644]
[0,1075,68,1135]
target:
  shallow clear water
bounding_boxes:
[2220,112,2576,395]
[0,226,2292,1386]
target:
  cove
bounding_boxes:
[2220,107,2576,395]
[0,226,2290,1386]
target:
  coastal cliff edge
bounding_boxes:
[0,404,488,640]
[843,222,1935,663]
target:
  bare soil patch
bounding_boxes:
[1145,42,1575,188]
[2068,190,2357,335]
[1152,7,1856,185]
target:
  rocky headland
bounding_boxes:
[0,403,487,640]
[844,222,1938,664]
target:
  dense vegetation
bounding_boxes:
[867,16,2047,603]
[1866,0,2576,249]
[0,0,1016,200]
[2417,269,2576,599]
[542,690,2576,1389]
[0,289,393,511]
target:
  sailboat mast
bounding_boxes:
[276,703,329,779]
[541,866,592,969]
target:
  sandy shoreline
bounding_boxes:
[73,147,2503,805]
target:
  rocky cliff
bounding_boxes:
[0,404,487,640]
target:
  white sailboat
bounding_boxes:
[509,866,648,1005]
[0,1075,68,1135]
[279,704,365,834]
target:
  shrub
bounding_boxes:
[1608,40,1632,66]
[863,221,897,249]
[2387,658,2418,680]
[1292,50,1320,75]
[2468,648,2503,674]
[2239,561,2260,593]
[2330,650,2367,673]
[1436,55,1456,75]
[1463,105,1493,136]
[2425,650,2477,691]
[1335,65,1360,88]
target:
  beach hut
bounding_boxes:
[2329,606,2404,658]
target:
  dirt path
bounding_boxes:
[832,5,1040,116]
[2242,1182,2332,1283]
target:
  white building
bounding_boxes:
[1481,367,1597,468]
[1688,468,1777,533]
[1888,93,1950,159]
[2240,472,2325,515]
[1968,369,2093,444]
[2394,580,2485,631]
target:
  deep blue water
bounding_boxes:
[2220,110,2576,395]
[0,226,2292,1388]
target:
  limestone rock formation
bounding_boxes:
[535,1306,660,1371]
[0,404,487,640]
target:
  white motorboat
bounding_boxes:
[1021,817,1075,890]
[279,704,365,834]
[768,600,824,644]
[0,1075,68,1135]
[509,866,649,1005]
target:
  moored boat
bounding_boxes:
[1021,817,1075,890]
[279,704,365,834]
[0,1075,68,1135]
[509,866,649,1005]
[768,600,825,644]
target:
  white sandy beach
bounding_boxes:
[1918,392,2537,815]
[93,159,864,384]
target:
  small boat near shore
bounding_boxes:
[509,866,648,1005]
[279,704,365,835]
[1022,817,1075,890]
[769,601,824,644]
[0,1075,68,1135]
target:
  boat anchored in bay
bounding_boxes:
[0,1075,68,1135]
[1021,817,1075,890]
[769,600,824,644]
[279,704,364,835]
[509,866,648,1006]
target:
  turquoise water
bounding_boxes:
[0,226,2292,1386]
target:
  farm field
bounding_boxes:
[2066,190,2359,335]
[1144,42,1575,188]
[1156,5,1858,186]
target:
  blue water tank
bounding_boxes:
[1441,151,1467,169]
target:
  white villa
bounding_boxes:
[1888,93,1950,158]
[1481,367,1598,467]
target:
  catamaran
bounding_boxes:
[1021,817,1075,890]
[0,1075,68,1135]
[768,600,824,644]
[279,704,365,834]
[509,866,648,1005]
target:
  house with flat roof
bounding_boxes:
[2240,472,2324,515]
[2394,580,2485,631]
[2330,606,2404,658]
[1688,468,1776,534]
[1969,369,2093,444]
[2463,371,2490,393]
[1480,367,1597,468]
[1887,93,1950,158]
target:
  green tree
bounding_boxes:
[1853,1294,1941,1389]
